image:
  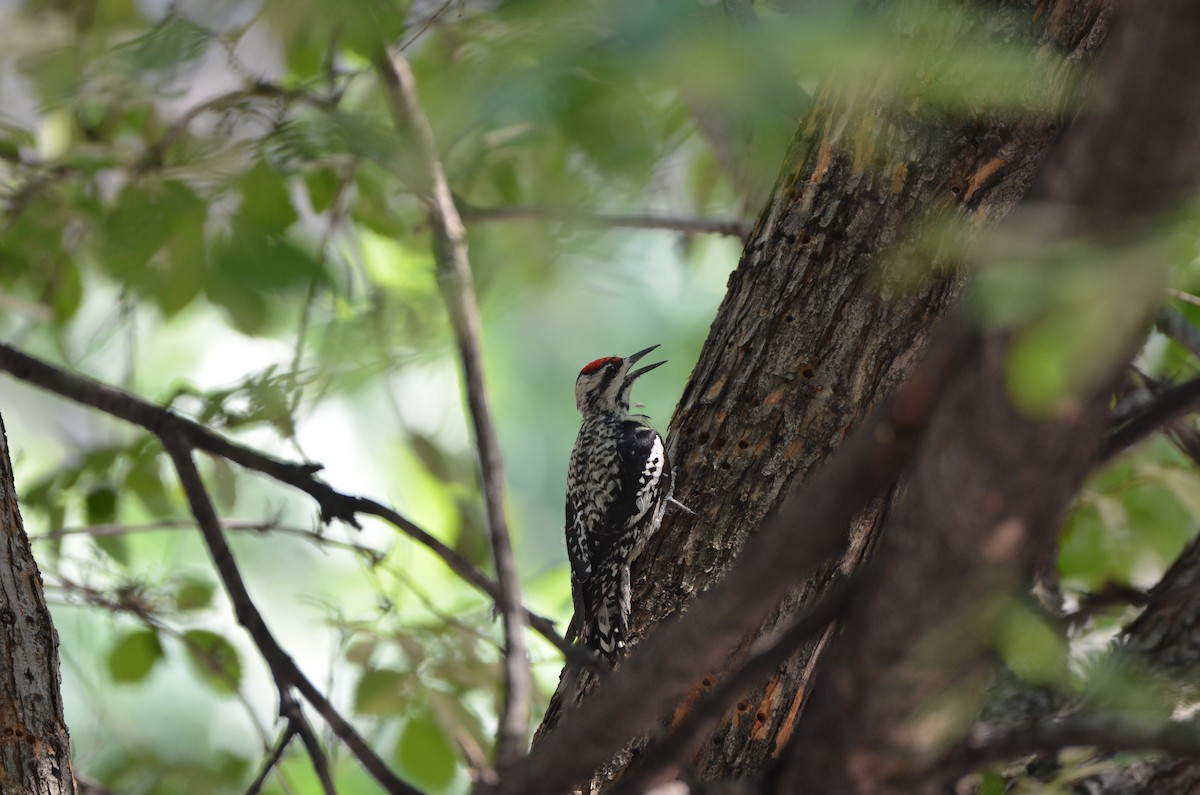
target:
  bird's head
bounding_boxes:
[574,344,666,416]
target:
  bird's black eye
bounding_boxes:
[579,356,621,377]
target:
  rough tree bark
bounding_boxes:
[537,0,1112,788]
[0,412,76,795]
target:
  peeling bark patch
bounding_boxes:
[750,679,779,741]
[981,517,1028,563]
[772,685,807,758]
[964,156,1009,203]
[812,133,834,184]
[703,374,728,403]
[761,388,786,409]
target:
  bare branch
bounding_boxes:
[282,692,338,795]
[456,201,754,240]
[1156,305,1200,359]
[162,431,421,795]
[931,713,1200,789]
[244,724,299,795]
[373,48,532,765]
[0,343,575,659]
[1102,374,1200,462]
[611,579,856,795]
[487,322,971,795]
[34,518,381,558]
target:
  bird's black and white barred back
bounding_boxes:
[566,345,672,662]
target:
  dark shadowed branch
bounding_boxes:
[1156,305,1200,359]
[372,47,532,765]
[162,432,419,795]
[0,343,576,661]
[1102,374,1200,462]
[610,579,857,795]
[244,724,299,795]
[929,713,1200,790]
[778,1,1200,790]
[485,322,971,795]
[282,692,338,795]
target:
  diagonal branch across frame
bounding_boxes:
[0,343,576,659]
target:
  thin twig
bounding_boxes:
[281,691,338,795]
[1166,288,1200,308]
[1102,373,1200,461]
[373,48,532,765]
[244,724,299,795]
[34,518,380,559]
[458,201,754,240]
[0,342,575,659]
[45,573,274,751]
[399,0,456,51]
[162,432,420,795]
[1155,305,1200,359]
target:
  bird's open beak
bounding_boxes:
[626,344,666,381]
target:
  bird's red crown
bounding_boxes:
[580,356,621,376]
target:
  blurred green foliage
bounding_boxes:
[1,0,1199,793]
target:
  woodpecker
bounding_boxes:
[566,344,672,663]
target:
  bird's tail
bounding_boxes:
[584,566,630,664]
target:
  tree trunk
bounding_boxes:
[0,412,76,794]
[537,0,1112,787]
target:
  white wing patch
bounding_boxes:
[627,434,665,529]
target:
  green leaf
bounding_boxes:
[345,637,378,666]
[353,668,408,716]
[248,377,295,437]
[85,487,118,524]
[206,225,325,334]
[125,453,173,517]
[305,168,341,214]
[210,227,326,293]
[102,184,180,276]
[394,707,458,792]
[183,629,242,694]
[121,16,212,72]
[50,260,82,324]
[341,0,407,59]
[210,457,238,511]
[107,629,165,684]
[353,167,407,236]
[992,599,1069,686]
[94,534,131,566]
[102,181,208,316]
[978,769,1005,795]
[158,204,208,316]
[205,273,270,335]
[173,576,215,612]
[1058,502,1116,590]
[238,160,298,235]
